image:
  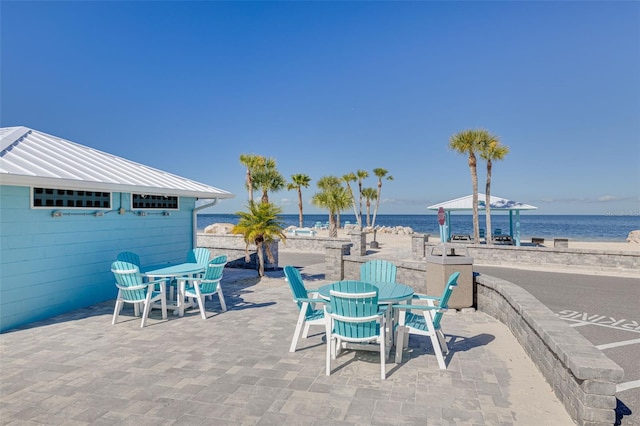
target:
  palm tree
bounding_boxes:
[232,201,286,277]
[371,168,393,228]
[356,169,369,227]
[312,176,351,238]
[342,172,362,229]
[361,187,377,227]
[287,174,311,228]
[479,133,509,244]
[239,154,265,202]
[449,129,484,242]
[252,157,286,204]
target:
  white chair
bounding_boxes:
[182,256,227,319]
[325,280,387,380]
[111,261,167,328]
[393,272,459,369]
[283,266,326,352]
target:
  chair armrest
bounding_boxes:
[413,294,441,302]
[295,296,327,304]
[391,303,441,311]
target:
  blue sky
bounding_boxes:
[2,1,638,215]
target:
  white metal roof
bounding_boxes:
[0,126,234,199]
[427,193,537,211]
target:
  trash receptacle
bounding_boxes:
[426,244,474,309]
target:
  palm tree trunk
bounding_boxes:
[372,180,382,228]
[329,213,338,238]
[297,188,304,228]
[485,160,493,245]
[470,154,480,242]
[257,242,265,277]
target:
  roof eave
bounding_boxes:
[0,174,235,200]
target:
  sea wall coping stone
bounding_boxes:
[476,273,624,425]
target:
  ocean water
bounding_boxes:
[197,214,640,242]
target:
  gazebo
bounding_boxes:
[427,194,537,246]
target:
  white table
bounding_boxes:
[142,263,205,317]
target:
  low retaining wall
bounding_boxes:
[476,274,624,426]
[420,241,640,273]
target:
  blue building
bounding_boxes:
[0,126,234,332]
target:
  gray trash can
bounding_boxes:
[426,244,474,309]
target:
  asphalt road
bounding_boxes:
[475,266,640,426]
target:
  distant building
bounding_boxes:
[0,126,234,332]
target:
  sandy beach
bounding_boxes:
[311,228,640,252]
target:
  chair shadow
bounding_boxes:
[398,333,496,366]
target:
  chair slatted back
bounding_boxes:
[116,252,141,267]
[200,256,227,293]
[432,272,460,329]
[329,281,379,339]
[284,266,311,315]
[187,248,211,266]
[111,261,146,302]
[479,229,485,239]
[494,228,502,236]
[361,260,397,284]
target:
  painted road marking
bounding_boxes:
[557,310,640,333]
[618,380,640,393]
[569,322,590,328]
[596,338,640,350]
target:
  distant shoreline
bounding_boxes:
[197,213,639,243]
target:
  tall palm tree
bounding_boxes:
[361,187,377,227]
[287,174,311,228]
[371,168,393,228]
[479,133,509,244]
[449,129,484,242]
[239,154,265,203]
[356,169,369,227]
[252,157,285,204]
[232,201,286,277]
[312,176,351,238]
[342,172,362,229]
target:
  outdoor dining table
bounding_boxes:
[141,262,206,317]
[317,281,415,354]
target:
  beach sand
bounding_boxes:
[313,228,640,252]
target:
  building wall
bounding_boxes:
[0,185,196,332]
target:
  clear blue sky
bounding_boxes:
[2,1,638,216]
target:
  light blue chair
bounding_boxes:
[325,280,387,380]
[187,247,211,266]
[111,261,167,328]
[393,272,460,369]
[284,266,326,352]
[183,255,227,320]
[360,260,397,284]
[116,251,141,267]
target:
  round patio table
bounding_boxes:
[317,281,414,304]
[142,263,206,317]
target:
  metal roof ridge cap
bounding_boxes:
[0,126,32,154]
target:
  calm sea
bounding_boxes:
[197,214,640,242]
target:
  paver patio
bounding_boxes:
[0,265,572,425]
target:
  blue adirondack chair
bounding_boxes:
[111,261,167,328]
[168,248,212,301]
[182,255,227,319]
[325,280,387,380]
[360,260,397,283]
[187,247,211,266]
[116,251,141,267]
[283,266,326,352]
[393,272,460,369]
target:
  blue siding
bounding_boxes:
[0,185,197,332]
